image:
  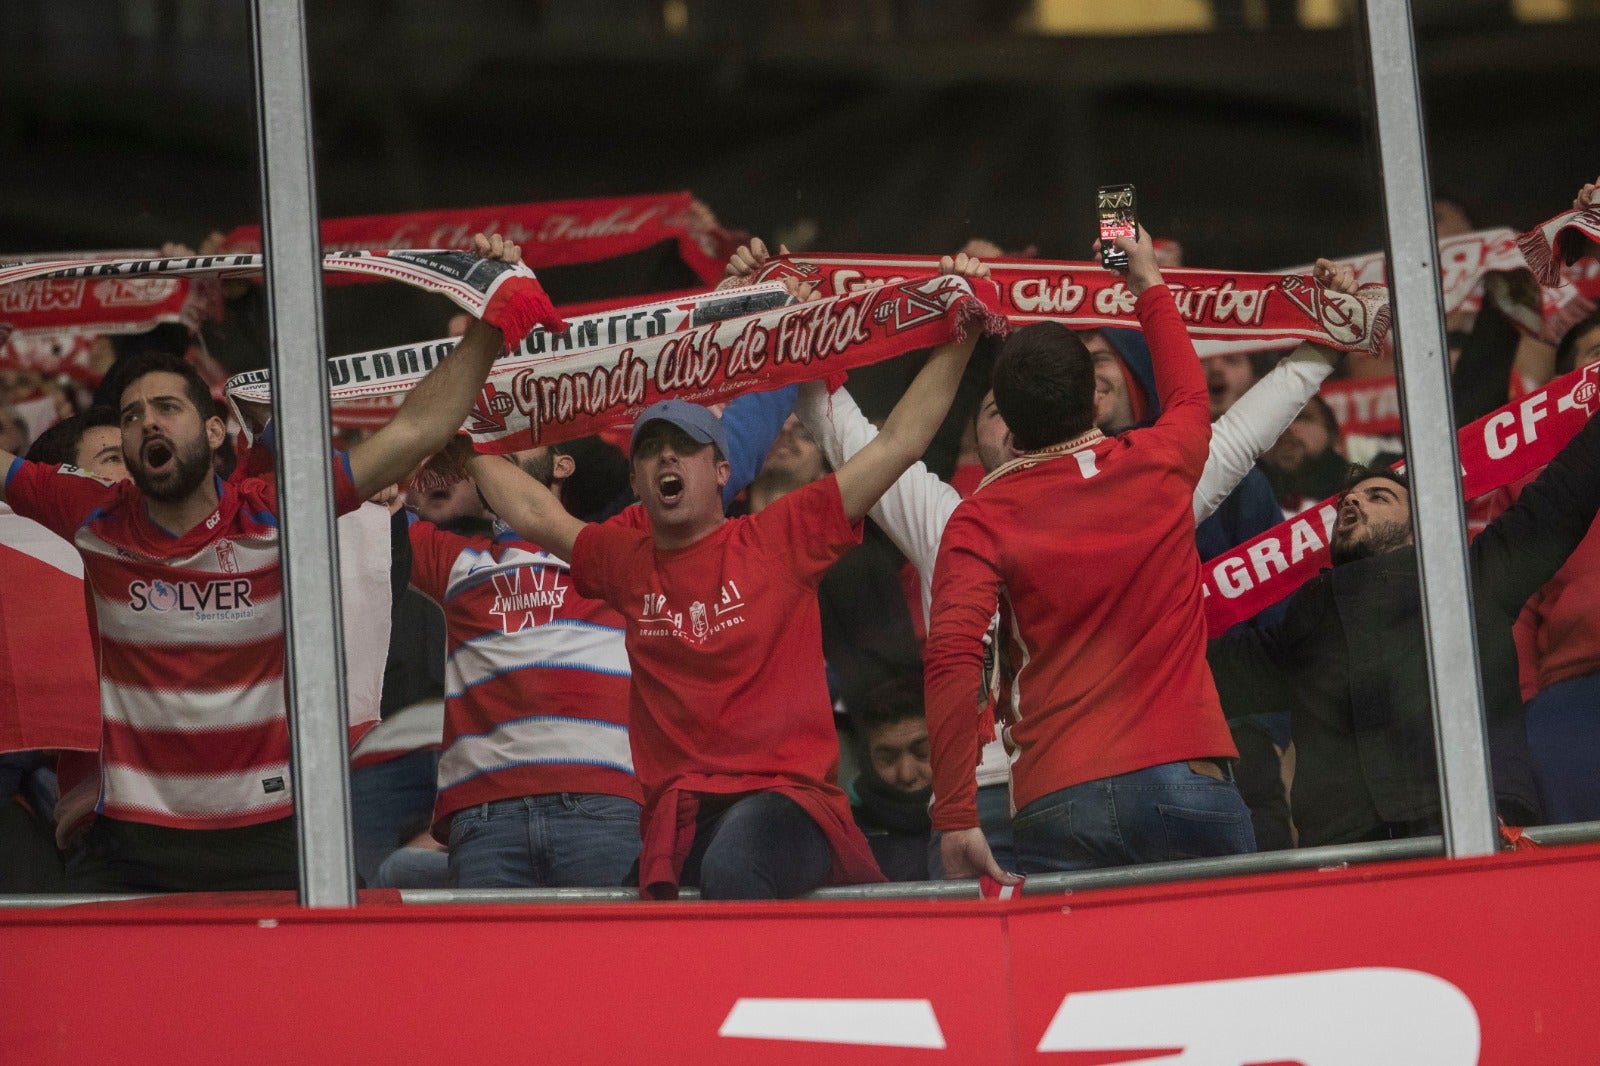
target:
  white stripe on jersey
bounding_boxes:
[76,527,284,574]
[91,585,282,646]
[445,542,561,592]
[438,715,634,791]
[102,676,285,733]
[446,619,629,697]
[102,760,293,820]
[351,699,445,760]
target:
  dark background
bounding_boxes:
[1,1,1595,366]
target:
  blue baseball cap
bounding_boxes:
[629,398,729,459]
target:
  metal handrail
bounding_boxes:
[7,821,1595,908]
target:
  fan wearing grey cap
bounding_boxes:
[467,253,991,900]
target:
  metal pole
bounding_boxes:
[1361,0,1498,857]
[250,0,357,906]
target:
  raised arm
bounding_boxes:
[795,380,960,619]
[833,255,986,522]
[348,234,518,499]
[464,445,588,562]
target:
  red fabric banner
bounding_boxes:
[1202,361,1600,633]
[221,192,735,285]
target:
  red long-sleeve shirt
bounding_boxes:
[925,285,1238,830]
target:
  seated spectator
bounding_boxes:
[849,675,933,882]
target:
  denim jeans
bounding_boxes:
[350,749,442,888]
[448,793,641,889]
[1012,760,1256,874]
[679,791,834,900]
[1525,672,1600,823]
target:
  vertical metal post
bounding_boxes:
[250,0,358,905]
[1361,0,1498,857]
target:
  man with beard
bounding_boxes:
[1208,410,1600,845]
[0,234,526,891]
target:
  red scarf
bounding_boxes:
[0,249,563,355]
[752,254,1394,357]
[222,192,736,284]
[1203,361,1600,633]
[223,284,796,433]
[464,273,1008,452]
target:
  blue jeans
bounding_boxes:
[350,749,442,888]
[1526,672,1600,823]
[448,793,641,889]
[374,846,451,890]
[1012,761,1256,874]
[680,792,833,900]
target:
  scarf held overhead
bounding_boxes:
[1202,360,1600,633]
[221,192,735,285]
[0,249,563,354]
[751,254,1394,358]
[460,273,1008,453]
[222,284,796,432]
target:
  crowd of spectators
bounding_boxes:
[2,181,1598,900]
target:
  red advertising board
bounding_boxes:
[3,843,1598,1063]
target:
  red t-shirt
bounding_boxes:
[570,474,884,897]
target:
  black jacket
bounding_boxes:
[1209,411,1600,845]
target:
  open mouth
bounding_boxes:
[143,439,175,473]
[658,472,684,504]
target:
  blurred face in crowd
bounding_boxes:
[1569,324,1600,371]
[762,415,825,485]
[75,425,129,482]
[415,475,484,526]
[0,407,25,455]
[1205,353,1255,420]
[1331,477,1413,565]
[867,715,933,794]
[1084,331,1136,435]
[512,445,556,486]
[119,371,221,504]
[630,421,729,545]
[974,390,1013,473]
[1262,400,1339,475]
[1433,199,1474,239]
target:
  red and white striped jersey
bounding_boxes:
[408,515,640,842]
[4,456,362,830]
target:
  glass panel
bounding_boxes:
[1415,0,1600,846]
[0,0,291,897]
[14,0,1563,902]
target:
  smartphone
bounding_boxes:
[1097,183,1137,271]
